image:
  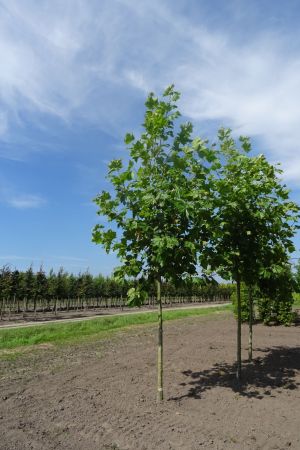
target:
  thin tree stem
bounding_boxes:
[157,277,163,402]
[248,286,253,361]
[236,272,242,381]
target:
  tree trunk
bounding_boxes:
[34,297,37,320]
[8,297,12,321]
[248,286,253,361]
[157,278,163,402]
[236,272,242,382]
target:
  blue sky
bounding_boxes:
[0,0,300,275]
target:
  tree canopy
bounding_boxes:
[93,85,217,292]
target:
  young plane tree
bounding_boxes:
[200,128,299,378]
[92,85,216,401]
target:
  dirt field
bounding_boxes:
[0,312,299,450]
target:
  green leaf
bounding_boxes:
[127,287,148,307]
[124,133,135,145]
[108,159,122,173]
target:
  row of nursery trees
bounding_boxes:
[0,265,233,306]
[92,85,300,401]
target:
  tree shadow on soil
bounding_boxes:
[172,346,300,400]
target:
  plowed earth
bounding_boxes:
[0,312,299,450]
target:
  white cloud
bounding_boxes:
[0,255,32,261]
[0,0,300,184]
[7,194,45,209]
[0,254,87,262]
[0,112,8,136]
[50,255,88,262]
[0,255,89,273]
[0,177,46,209]
[123,69,150,93]
[172,36,300,185]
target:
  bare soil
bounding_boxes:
[0,312,299,450]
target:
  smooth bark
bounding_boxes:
[248,286,253,361]
[236,272,242,381]
[157,278,163,402]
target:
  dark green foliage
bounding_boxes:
[11,270,20,295]
[231,275,295,326]
[67,273,78,298]
[77,271,91,298]
[56,267,69,299]
[257,267,295,326]
[23,266,35,300]
[35,266,48,301]
[0,265,13,299]
[231,283,252,322]
[293,260,300,293]
[257,296,294,326]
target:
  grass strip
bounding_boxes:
[0,305,231,350]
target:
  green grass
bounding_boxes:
[293,292,300,306]
[0,305,231,351]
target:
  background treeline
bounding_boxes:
[1,262,298,320]
[0,265,233,317]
